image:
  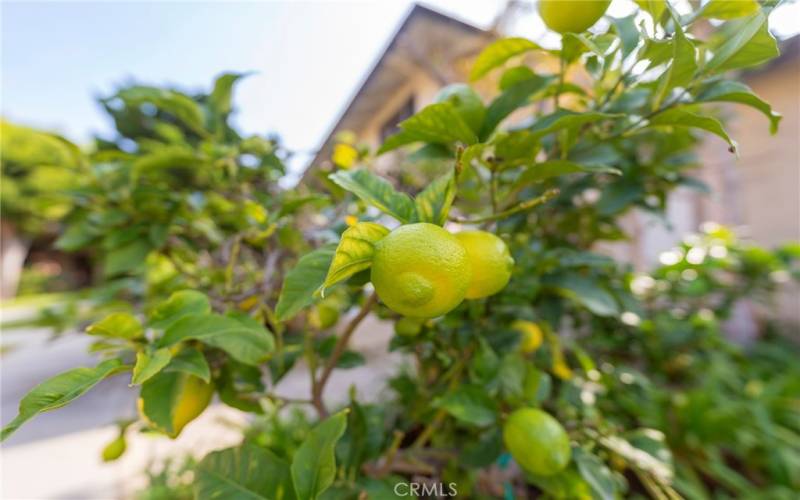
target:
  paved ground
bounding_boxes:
[1,308,402,499]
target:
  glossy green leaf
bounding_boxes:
[435,385,497,427]
[165,347,211,383]
[150,290,212,329]
[276,245,336,322]
[86,312,143,339]
[1,358,126,441]
[414,170,456,225]
[196,443,296,500]
[158,313,274,365]
[320,222,390,295]
[379,103,477,153]
[705,11,778,74]
[635,0,667,22]
[562,33,604,63]
[291,410,348,500]
[470,37,541,81]
[481,75,555,138]
[696,80,781,134]
[329,169,416,222]
[649,108,737,153]
[654,21,697,107]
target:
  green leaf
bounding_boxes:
[139,371,213,437]
[379,103,477,153]
[481,75,555,138]
[328,169,416,222]
[414,170,456,225]
[117,86,206,135]
[531,110,622,139]
[165,347,211,383]
[704,11,778,74]
[492,131,540,170]
[649,107,737,153]
[158,314,274,366]
[276,245,336,322]
[612,14,641,59]
[149,290,212,329]
[696,80,781,134]
[514,160,620,188]
[1,358,126,441]
[103,239,151,277]
[86,312,143,339]
[574,448,618,500]
[320,222,390,295]
[209,72,249,118]
[131,347,172,385]
[435,385,497,427]
[196,443,296,500]
[562,33,604,63]
[291,410,348,500]
[635,0,667,22]
[700,0,759,20]
[546,274,620,317]
[470,37,542,81]
[654,21,697,107]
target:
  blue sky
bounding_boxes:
[3,0,798,176]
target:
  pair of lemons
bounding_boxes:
[371,223,513,318]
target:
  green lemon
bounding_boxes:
[434,84,486,134]
[455,231,514,299]
[512,320,543,353]
[539,0,610,34]
[503,408,571,476]
[371,223,471,318]
[395,317,424,337]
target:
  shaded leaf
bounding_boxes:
[574,447,618,500]
[150,290,212,330]
[531,110,622,139]
[435,385,497,427]
[481,75,555,138]
[196,443,296,500]
[696,80,781,134]
[649,108,737,153]
[379,103,477,153]
[414,170,456,225]
[291,410,348,500]
[514,160,620,188]
[276,245,336,322]
[546,274,620,317]
[165,347,211,383]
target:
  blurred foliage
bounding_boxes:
[3,2,800,500]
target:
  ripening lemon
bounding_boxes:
[371,223,471,318]
[138,373,214,438]
[512,320,543,353]
[434,84,486,134]
[454,231,514,299]
[539,0,611,34]
[503,408,571,476]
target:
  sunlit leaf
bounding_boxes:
[470,37,542,81]
[649,107,737,153]
[320,222,390,295]
[1,358,126,441]
[696,80,781,134]
[704,11,778,74]
[86,312,143,339]
[329,169,416,222]
[414,170,456,225]
[700,0,759,20]
[131,347,172,385]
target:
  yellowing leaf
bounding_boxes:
[320,222,390,295]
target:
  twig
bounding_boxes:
[451,189,559,224]
[311,292,378,417]
[377,430,405,477]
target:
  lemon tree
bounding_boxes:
[4,2,798,499]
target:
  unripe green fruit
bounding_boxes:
[539,0,610,34]
[503,408,571,476]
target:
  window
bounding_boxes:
[380,96,415,142]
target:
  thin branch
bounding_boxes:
[311,291,378,417]
[451,189,559,224]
